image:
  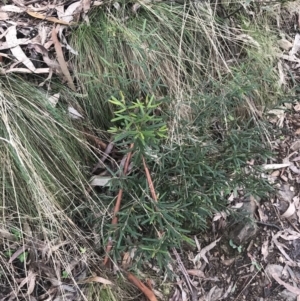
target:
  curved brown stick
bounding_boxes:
[127,272,158,301]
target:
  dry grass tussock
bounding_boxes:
[72,2,281,138]
[0,76,117,300]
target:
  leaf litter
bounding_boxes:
[168,94,300,300]
[0,225,112,300]
[0,0,100,79]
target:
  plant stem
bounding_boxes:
[103,143,134,266]
[142,156,157,202]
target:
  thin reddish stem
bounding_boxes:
[103,143,134,266]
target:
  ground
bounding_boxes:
[166,109,300,301]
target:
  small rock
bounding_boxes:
[294,103,300,112]
[229,196,258,245]
[278,39,293,51]
[277,184,295,203]
[279,289,297,301]
[271,170,280,177]
[278,199,289,214]
[294,128,300,135]
[230,222,257,245]
[291,140,300,151]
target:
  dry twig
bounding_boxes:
[127,272,158,301]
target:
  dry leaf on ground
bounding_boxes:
[5,26,35,72]
[79,276,113,285]
[51,26,76,91]
[89,175,111,187]
[192,238,221,265]
[266,264,300,295]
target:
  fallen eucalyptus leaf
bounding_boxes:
[263,163,291,170]
[0,5,25,13]
[5,26,36,72]
[193,238,221,264]
[48,93,59,107]
[281,202,296,219]
[52,26,76,91]
[290,33,300,56]
[79,276,113,285]
[68,106,83,119]
[27,11,75,25]
[89,175,111,187]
